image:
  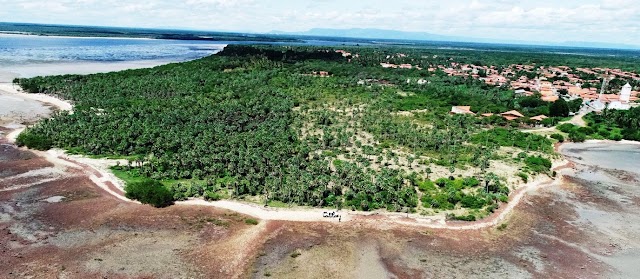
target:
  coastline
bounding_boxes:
[0,82,561,229]
[0,83,73,112]
[4,80,638,230]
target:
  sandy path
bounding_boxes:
[2,83,565,230]
[567,111,588,127]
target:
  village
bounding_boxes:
[375,53,640,121]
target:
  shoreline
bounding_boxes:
[0,83,73,111]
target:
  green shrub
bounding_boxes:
[524,156,552,173]
[15,132,53,150]
[245,218,259,225]
[497,223,508,231]
[550,133,565,143]
[449,214,476,221]
[568,131,586,142]
[460,195,488,209]
[463,177,480,187]
[417,180,436,192]
[517,172,529,183]
[204,191,221,201]
[435,178,448,187]
[557,123,577,133]
[124,179,174,208]
[485,203,499,213]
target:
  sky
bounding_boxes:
[1,0,639,46]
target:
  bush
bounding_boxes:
[557,123,577,133]
[550,133,565,143]
[435,178,448,187]
[497,223,508,231]
[568,131,586,142]
[524,156,552,173]
[124,179,174,208]
[204,191,221,201]
[517,172,529,183]
[448,214,476,221]
[460,195,488,209]
[245,218,259,225]
[463,177,480,187]
[15,132,53,150]
[417,180,436,192]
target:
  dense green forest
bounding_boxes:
[15,44,636,216]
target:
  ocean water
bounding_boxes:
[0,34,366,81]
[0,34,225,65]
[0,34,228,81]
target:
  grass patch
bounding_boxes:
[111,167,147,185]
[245,218,259,225]
[497,223,508,231]
[267,200,289,208]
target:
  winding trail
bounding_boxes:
[2,84,566,230]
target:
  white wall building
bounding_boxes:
[621,83,632,103]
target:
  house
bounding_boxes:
[530,115,549,122]
[541,95,559,102]
[480,113,494,117]
[450,106,474,115]
[500,110,524,121]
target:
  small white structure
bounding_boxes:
[514,89,527,96]
[621,83,632,103]
[608,101,631,110]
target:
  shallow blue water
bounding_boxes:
[0,34,225,65]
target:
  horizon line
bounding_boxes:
[2,21,639,51]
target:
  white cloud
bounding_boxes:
[0,0,638,45]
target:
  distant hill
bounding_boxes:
[272,28,640,50]
[271,28,477,42]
